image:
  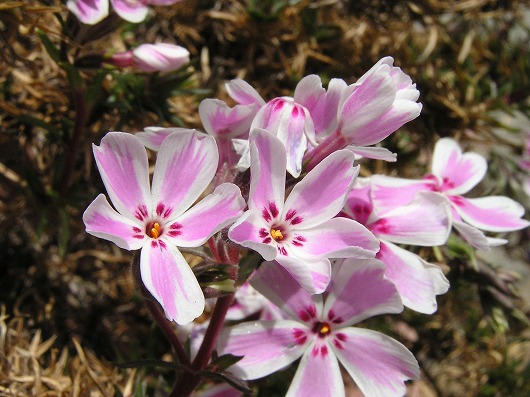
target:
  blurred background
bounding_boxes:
[0,0,529,395]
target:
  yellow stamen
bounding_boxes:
[149,222,161,239]
[319,323,330,335]
[270,228,283,241]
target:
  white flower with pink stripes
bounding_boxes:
[217,260,419,397]
[371,138,529,250]
[83,131,245,324]
[228,129,379,293]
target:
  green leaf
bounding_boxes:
[59,62,83,87]
[37,29,61,63]
[200,370,253,395]
[209,352,244,372]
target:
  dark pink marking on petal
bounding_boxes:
[335,332,347,342]
[133,234,145,239]
[311,345,320,357]
[293,328,308,345]
[285,209,296,221]
[262,237,272,244]
[290,216,303,225]
[262,207,272,222]
[371,218,392,234]
[151,240,158,248]
[277,246,288,256]
[333,339,344,350]
[135,205,149,221]
[167,231,181,237]
[307,304,316,318]
[259,228,269,238]
[328,309,336,321]
[159,240,167,248]
[320,345,328,357]
[291,106,300,117]
[272,98,285,112]
[269,202,279,218]
[133,226,142,233]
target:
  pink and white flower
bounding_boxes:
[342,179,450,314]
[303,57,421,169]
[83,131,245,324]
[109,43,190,73]
[228,129,379,293]
[371,138,529,250]
[217,260,419,397]
[250,97,316,177]
[67,0,182,25]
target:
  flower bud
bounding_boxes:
[132,43,190,73]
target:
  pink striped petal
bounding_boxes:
[332,328,419,397]
[377,241,449,314]
[217,320,308,380]
[294,75,346,137]
[286,340,344,397]
[345,100,421,147]
[83,194,146,250]
[199,99,257,139]
[250,99,314,177]
[225,79,266,107]
[452,196,529,232]
[140,240,204,324]
[371,175,436,216]
[66,0,109,24]
[248,129,286,217]
[111,0,148,23]
[342,179,374,225]
[431,138,487,195]
[136,127,195,151]
[290,217,379,260]
[452,220,491,250]
[151,131,218,221]
[275,256,332,294]
[346,145,397,162]
[93,132,151,221]
[283,150,357,228]
[371,191,451,246]
[250,261,323,321]
[228,211,277,261]
[168,183,245,247]
[324,259,402,327]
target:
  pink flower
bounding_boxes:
[83,131,245,324]
[228,129,379,293]
[304,57,421,169]
[217,260,419,397]
[133,43,189,72]
[67,0,182,24]
[371,138,529,250]
[342,179,450,314]
[108,43,190,73]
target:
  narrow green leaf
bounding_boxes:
[37,29,61,63]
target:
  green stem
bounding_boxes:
[59,86,88,197]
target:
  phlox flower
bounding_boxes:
[371,138,529,250]
[83,131,245,324]
[303,57,422,169]
[217,260,419,397]
[228,129,379,293]
[108,43,190,73]
[67,0,182,25]
[342,179,450,314]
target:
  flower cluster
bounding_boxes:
[83,57,528,396]
[67,0,182,25]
